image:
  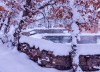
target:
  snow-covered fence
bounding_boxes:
[33,29,66,33]
[43,36,71,43]
[43,35,100,44]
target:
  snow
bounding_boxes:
[33,27,65,30]
[8,25,16,35]
[79,33,100,36]
[41,33,70,36]
[0,35,100,72]
[0,1,11,11]
[69,0,85,23]
[0,0,99,71]
[97,39,100,44]
[35,13,44,20]
[0,2,5,8]
[97,8,100,12]
[20,36,72,56]
[70,21,100,71]
[88,4,94,10]
[70,21,81,71]
[22,29,34,32]
[30,34,43,39]
[77,44,100,55]
[71,22,80,46]
[76,66,83,72]
[30,32,100,37]
[15,11,23,23]
[20,35,100,55]
[0,43,71,72]
[71,22,80,35]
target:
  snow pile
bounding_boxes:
[30,34,43,39]
[20,36,72,56]
[41,33,70,36]
[77,44,100,55]
[97,39,100,44]
[0,43,71,72]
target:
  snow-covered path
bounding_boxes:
[0,43,71,72]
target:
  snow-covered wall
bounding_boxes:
[19,36,72,56]
[20,36,100,55]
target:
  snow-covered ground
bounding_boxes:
[0,42,71,72]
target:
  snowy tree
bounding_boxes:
[23,0,99,32]
[0,0,26,47]
[0,0,99,71]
